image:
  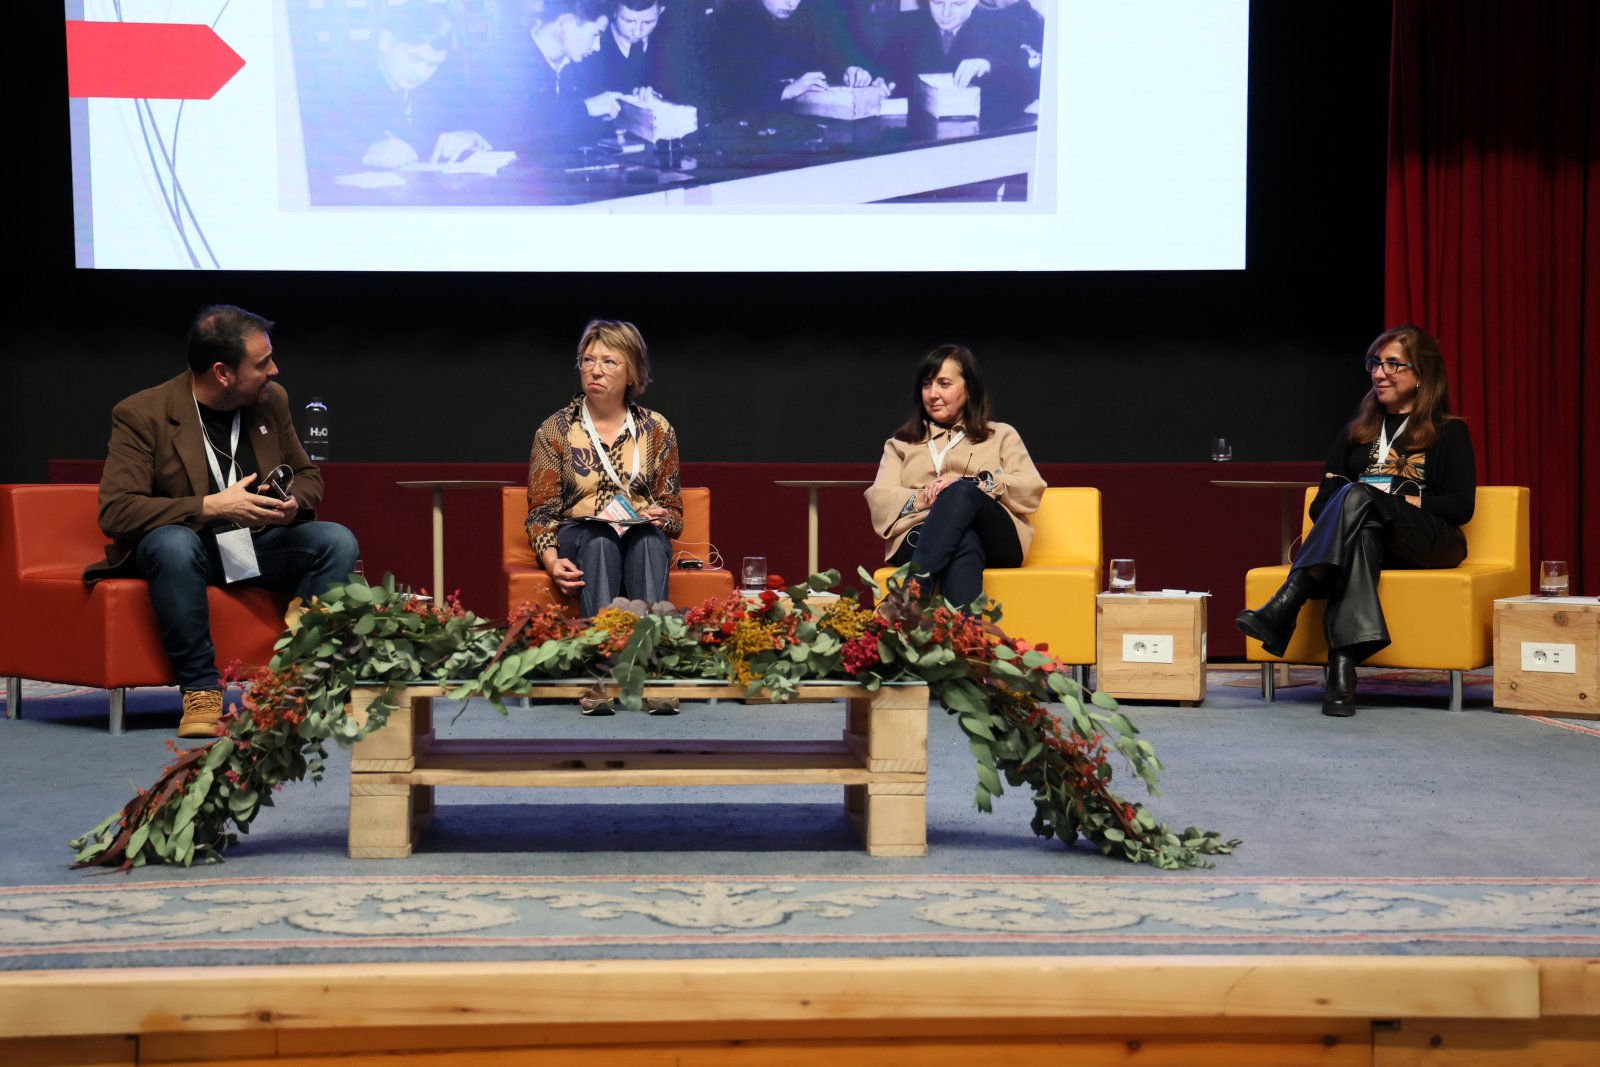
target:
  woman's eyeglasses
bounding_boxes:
[1364,356,1415,375]
[577,356,624,373]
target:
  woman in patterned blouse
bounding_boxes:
[525,320,683,616]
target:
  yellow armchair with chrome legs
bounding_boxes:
[1242,485,1530,710]
[876,487,1102,674]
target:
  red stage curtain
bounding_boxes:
[1385,0,1600,591]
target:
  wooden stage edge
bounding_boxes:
[3,955,1597,1065]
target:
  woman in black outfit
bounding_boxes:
[1236,325,1476,717]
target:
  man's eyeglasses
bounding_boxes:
[578,356,625,373]
[1364,356,1415,375]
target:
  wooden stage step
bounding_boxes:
[1,956,1595,1065]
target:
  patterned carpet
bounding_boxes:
[5,874,1600,968]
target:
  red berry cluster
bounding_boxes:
[840,633,881,674]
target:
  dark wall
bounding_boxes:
[3,3,1391,481]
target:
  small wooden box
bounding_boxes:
[789,85,886,120]
[1493,596,1600,717]
[617,95,697,142]
[1095,593,1208,704]
[915,73,981,118]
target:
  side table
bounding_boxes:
[1095,593,1209,705]
[397,480,512,599]
[774,480,873,578]
[1493,595,1600,718]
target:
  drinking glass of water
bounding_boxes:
[1539,560,1570,597]
[1109,558,1137,594]
[1210,437,1233,462]
[741,556,768,592]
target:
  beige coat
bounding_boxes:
[865,421,1046,559]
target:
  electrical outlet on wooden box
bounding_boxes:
[1122,634,1173,664]
[1521,642,1577,674]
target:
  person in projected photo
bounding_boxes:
[485,0,628,154]
[878,0,1034,118]
[706,0,887,119]
[980,0,1044,104]
[85,306,359,740]
[575,0,669,98]
[1236,325,1477,718]
[308,6,491,171]
[525,321,683,618]
[865,345,1046,611]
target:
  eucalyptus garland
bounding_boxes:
[71,568,1238,871]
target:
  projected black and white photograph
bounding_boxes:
[288,0,1049,209]
[66,0,1250,270]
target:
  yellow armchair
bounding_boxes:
[1242,485,1530,709]
[877,487,1102,672]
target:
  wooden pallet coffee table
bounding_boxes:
[346,681,930,859]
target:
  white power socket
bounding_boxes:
[1122,633,1174,664]
[1521,642,1577,674]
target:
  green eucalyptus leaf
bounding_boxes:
[959,713,996,741]
[125,822,152,860]
[808,570,840,591]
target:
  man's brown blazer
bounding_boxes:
[84,372,323,582]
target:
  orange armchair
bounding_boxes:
[0,484,289,734]
[500,486,734,617]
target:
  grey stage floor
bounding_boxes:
[1,668,1597,968]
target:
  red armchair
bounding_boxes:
[0,484,288,734]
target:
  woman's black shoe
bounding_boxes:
[1322,650,1359,717]
[1235,570,1315,658]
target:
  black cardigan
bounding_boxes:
[1310,416,1476,527]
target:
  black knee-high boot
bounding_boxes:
[1322,648,1359,717]
[1235,569,1317,657]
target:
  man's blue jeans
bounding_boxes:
[133,522,360,690]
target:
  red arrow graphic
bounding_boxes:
[66,21,245,100]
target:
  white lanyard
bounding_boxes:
[581,400,640,490]
[194,396,241,490]
[1376,416,1409,462]
[927,427,965,475]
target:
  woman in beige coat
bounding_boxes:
[865,344,1046,608]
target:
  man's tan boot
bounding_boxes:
[178,690,224,739]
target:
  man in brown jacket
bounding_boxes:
[85,306,359,737]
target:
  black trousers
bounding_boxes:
[1294,481,1467,656]
[889,479,1022,608]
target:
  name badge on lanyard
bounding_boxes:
[196,397,261,583]
[1363,416,1409,493]
[927,428,964,476]
[581,400,641,492]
